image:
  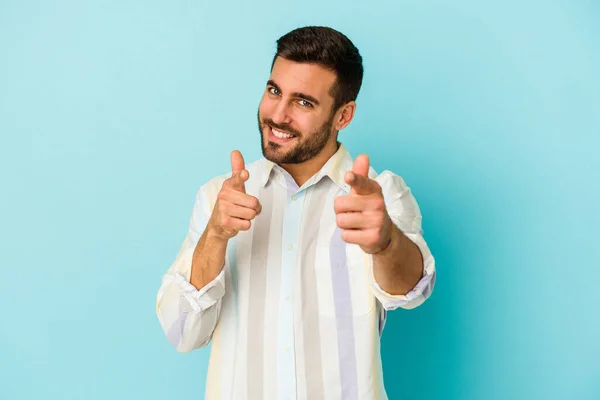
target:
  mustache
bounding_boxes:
[262,118,302,137]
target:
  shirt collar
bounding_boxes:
[259,142,353,193]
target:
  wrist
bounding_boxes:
[205,222,231,243]
[372,223,398,256]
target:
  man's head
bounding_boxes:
[258,26,363,164]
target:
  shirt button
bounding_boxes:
[285,295,291,301]
[284,346,290,352]
[287,244,293,251]
[291,194,297,201]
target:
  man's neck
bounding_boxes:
[278,140,340,187]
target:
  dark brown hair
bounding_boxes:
[271,26,364,111]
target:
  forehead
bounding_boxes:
[269,57,337,100]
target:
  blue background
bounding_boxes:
[1,0,598,399]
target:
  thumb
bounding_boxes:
[230,150,248,192]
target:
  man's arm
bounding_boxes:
[156,197,228,353]
[189,230,229,290]
[156,150,261,353]
[189,151,261,290]
[335,154,436,310]
[372,223,423,295]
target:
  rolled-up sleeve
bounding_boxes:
[368,171,436,310]
[156,182,227,353]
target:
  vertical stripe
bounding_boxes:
[232,210,255,398]
[354,299,377,398]
[220,242,238,400]
[247,184,273,399]
[278,168,301,400]
[299,182,328,399]
[330,227,359,400]
[292,187,308,400]
[205,317,222,399]
[166,302,187,348]
[314,182,344,399]
[350,245,376,397]
[371,304,384,400]
[263,182,284,399]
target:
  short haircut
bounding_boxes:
[271,26,364,111]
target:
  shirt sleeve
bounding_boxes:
[368,170,436,311]
[156,182,227,353]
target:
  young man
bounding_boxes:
[156,26,436,400]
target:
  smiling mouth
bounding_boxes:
[271,126,296,138]
[268,126,298,143]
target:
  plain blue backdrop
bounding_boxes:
[1,0,599,399]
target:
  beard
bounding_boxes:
[257,109,335,164]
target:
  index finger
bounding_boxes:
[352,154,370,177]
[345,171,380,196]
[231,150,245,173]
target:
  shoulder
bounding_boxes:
[372,168,423,232]
[371,168,411,197]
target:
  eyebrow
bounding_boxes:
[267,80,321,106]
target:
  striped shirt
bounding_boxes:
[156,143,436,400]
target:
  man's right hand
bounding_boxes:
[206,150,262,241]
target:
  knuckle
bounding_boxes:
[333,197,344,212]
[220,202,230,213]
[341,229,349,241]
[240,220,251,231]
[373,197,385,210]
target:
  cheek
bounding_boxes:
[299,116,324,135]
[258,97,275,119]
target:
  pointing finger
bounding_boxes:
[346,154,378,195]
[352,154,370,177]
[345,171,380,196]
[229,150,248,192]
[231,150,245,173]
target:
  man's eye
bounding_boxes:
[268,87,280,95]
[298,100,313,108]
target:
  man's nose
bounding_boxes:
[271,101,292,126]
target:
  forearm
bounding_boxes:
[372,224,424,296]
[190,228,229,290]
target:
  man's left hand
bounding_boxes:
[334,154,394,254]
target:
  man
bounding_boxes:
[156,26,436,400]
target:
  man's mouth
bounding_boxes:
[268,126,298,143]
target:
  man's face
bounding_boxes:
[257,57,339,164]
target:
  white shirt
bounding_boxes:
[156,143,436,400]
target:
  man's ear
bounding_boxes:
[334,101,356,131]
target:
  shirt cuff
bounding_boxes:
[368,232,436,310]
[162,268,226,314]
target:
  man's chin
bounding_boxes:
[263,150,285,164]
[263,147,296,164]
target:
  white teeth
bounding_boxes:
[272,128,294,139]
